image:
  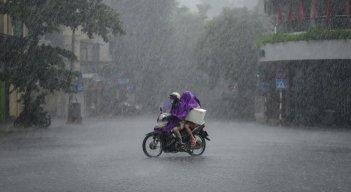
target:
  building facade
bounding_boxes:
[45,28,114,118]
[0,1,25,122]
[256,0,351,126]
[80,35,114,117]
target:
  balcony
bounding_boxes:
[276,16,351,33]
[258,16,351,62]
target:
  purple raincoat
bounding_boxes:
[162,91,201,133]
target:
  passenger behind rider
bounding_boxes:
[180,91,201,147]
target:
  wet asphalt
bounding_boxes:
[1,116,351,192]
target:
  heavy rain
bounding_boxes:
[1,0,351,191]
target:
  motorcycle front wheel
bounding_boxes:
[142,133,163,158]
[38,114,51,128]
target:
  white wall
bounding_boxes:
[260,40,351,62]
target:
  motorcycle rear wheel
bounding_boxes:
[38,114,51,128]
[188,135,206,156]
[142,133,163,158]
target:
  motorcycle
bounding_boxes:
[142,102,210,157]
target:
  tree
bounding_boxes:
[197,0,259,18]
[106,1,212,111]
[108,0,177,109]
[162,6,207,95]
[195,8,264,118]
[0,0,124,40]
[0,0,124,126]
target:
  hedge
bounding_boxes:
[257,28,351,47]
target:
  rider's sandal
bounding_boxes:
[190,139,196,147]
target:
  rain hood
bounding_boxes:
[162,91,200,133]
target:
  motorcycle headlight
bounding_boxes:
[157,121,167,127]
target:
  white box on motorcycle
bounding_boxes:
[185,108,206,125]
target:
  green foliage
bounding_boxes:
[195,8,264,118]
[257,28,351,46]
[0,36,75,126]
[196,8,263,82]
[0,0,124,125]
[0,36,75,114]
[109,0,178,108]
[0,0,124,41]
[56,0,125,42]
[0,0,124,88]
[1,42,75,94]
[161,5,207,98]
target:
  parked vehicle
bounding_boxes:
[14,108,51,128]
[113,101,142,116]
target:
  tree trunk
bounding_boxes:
[67,29,75,122]
[71,28,76,71]
[67,28,82,124]
[23,86,32,116]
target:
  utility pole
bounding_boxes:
[67,28,82,124]
[276,65,288,126]
[279,89,283,126]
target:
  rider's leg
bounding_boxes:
[184,122,196,146]
[172,127,183,144]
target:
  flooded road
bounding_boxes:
[1,116,351,192]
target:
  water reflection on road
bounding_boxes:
[1,116,351,192]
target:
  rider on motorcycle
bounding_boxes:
[165,91,201,146]
[164,92,184,145]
